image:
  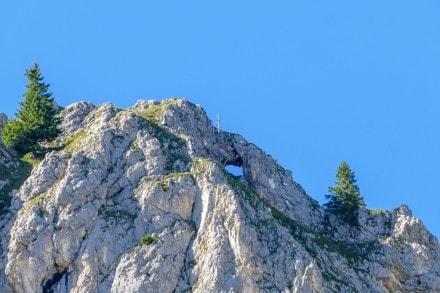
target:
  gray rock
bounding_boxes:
[0,113,7,128]
[0,98,438,292]
[58,101,95,135]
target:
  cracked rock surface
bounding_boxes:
[0,99,439,292]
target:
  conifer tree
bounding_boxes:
[1,63,61,154]
[324,161,365,224]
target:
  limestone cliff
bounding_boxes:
[0,99,439,292]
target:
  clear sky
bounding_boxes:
[1,1,439,238]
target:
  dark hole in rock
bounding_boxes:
[43,270,67,293]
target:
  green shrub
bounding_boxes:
[141,234,157,245]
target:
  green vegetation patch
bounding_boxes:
[150,172,193,192]
[132,99,179,125]
[62,130,88,155]
[19,192,50,217]
[131,100,185,146]
[368,209,388,215]
[192,158,211,174]
[141,234,157,245]
[315,236,379,266]
[0,156,35,216]
[224,170,259,206]
[188,259,197,269]
[267,203,312,235]
[145,123,187,164]
[27,193,48,206]
[21,152,44,167]
[165,153,191,173]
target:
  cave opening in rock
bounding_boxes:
[42,270,67,293]
[221,146,244,177]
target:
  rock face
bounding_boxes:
[0,113,27,290]
[0,99,439,292]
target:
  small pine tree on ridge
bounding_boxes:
[324,161,365,225]
[1,63,61,155]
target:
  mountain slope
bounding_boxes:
[0,99,439,292]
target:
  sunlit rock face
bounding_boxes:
[0,99,439,292]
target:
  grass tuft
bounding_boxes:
[141,234,157,245]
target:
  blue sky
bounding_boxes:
[1,1,439,238]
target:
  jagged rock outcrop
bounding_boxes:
[0,113,24,290]
[0,99,439,292]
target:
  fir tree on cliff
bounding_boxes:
[1,63,61,154]
[324,161,365,224]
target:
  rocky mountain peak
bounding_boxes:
[0,98,439,292]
